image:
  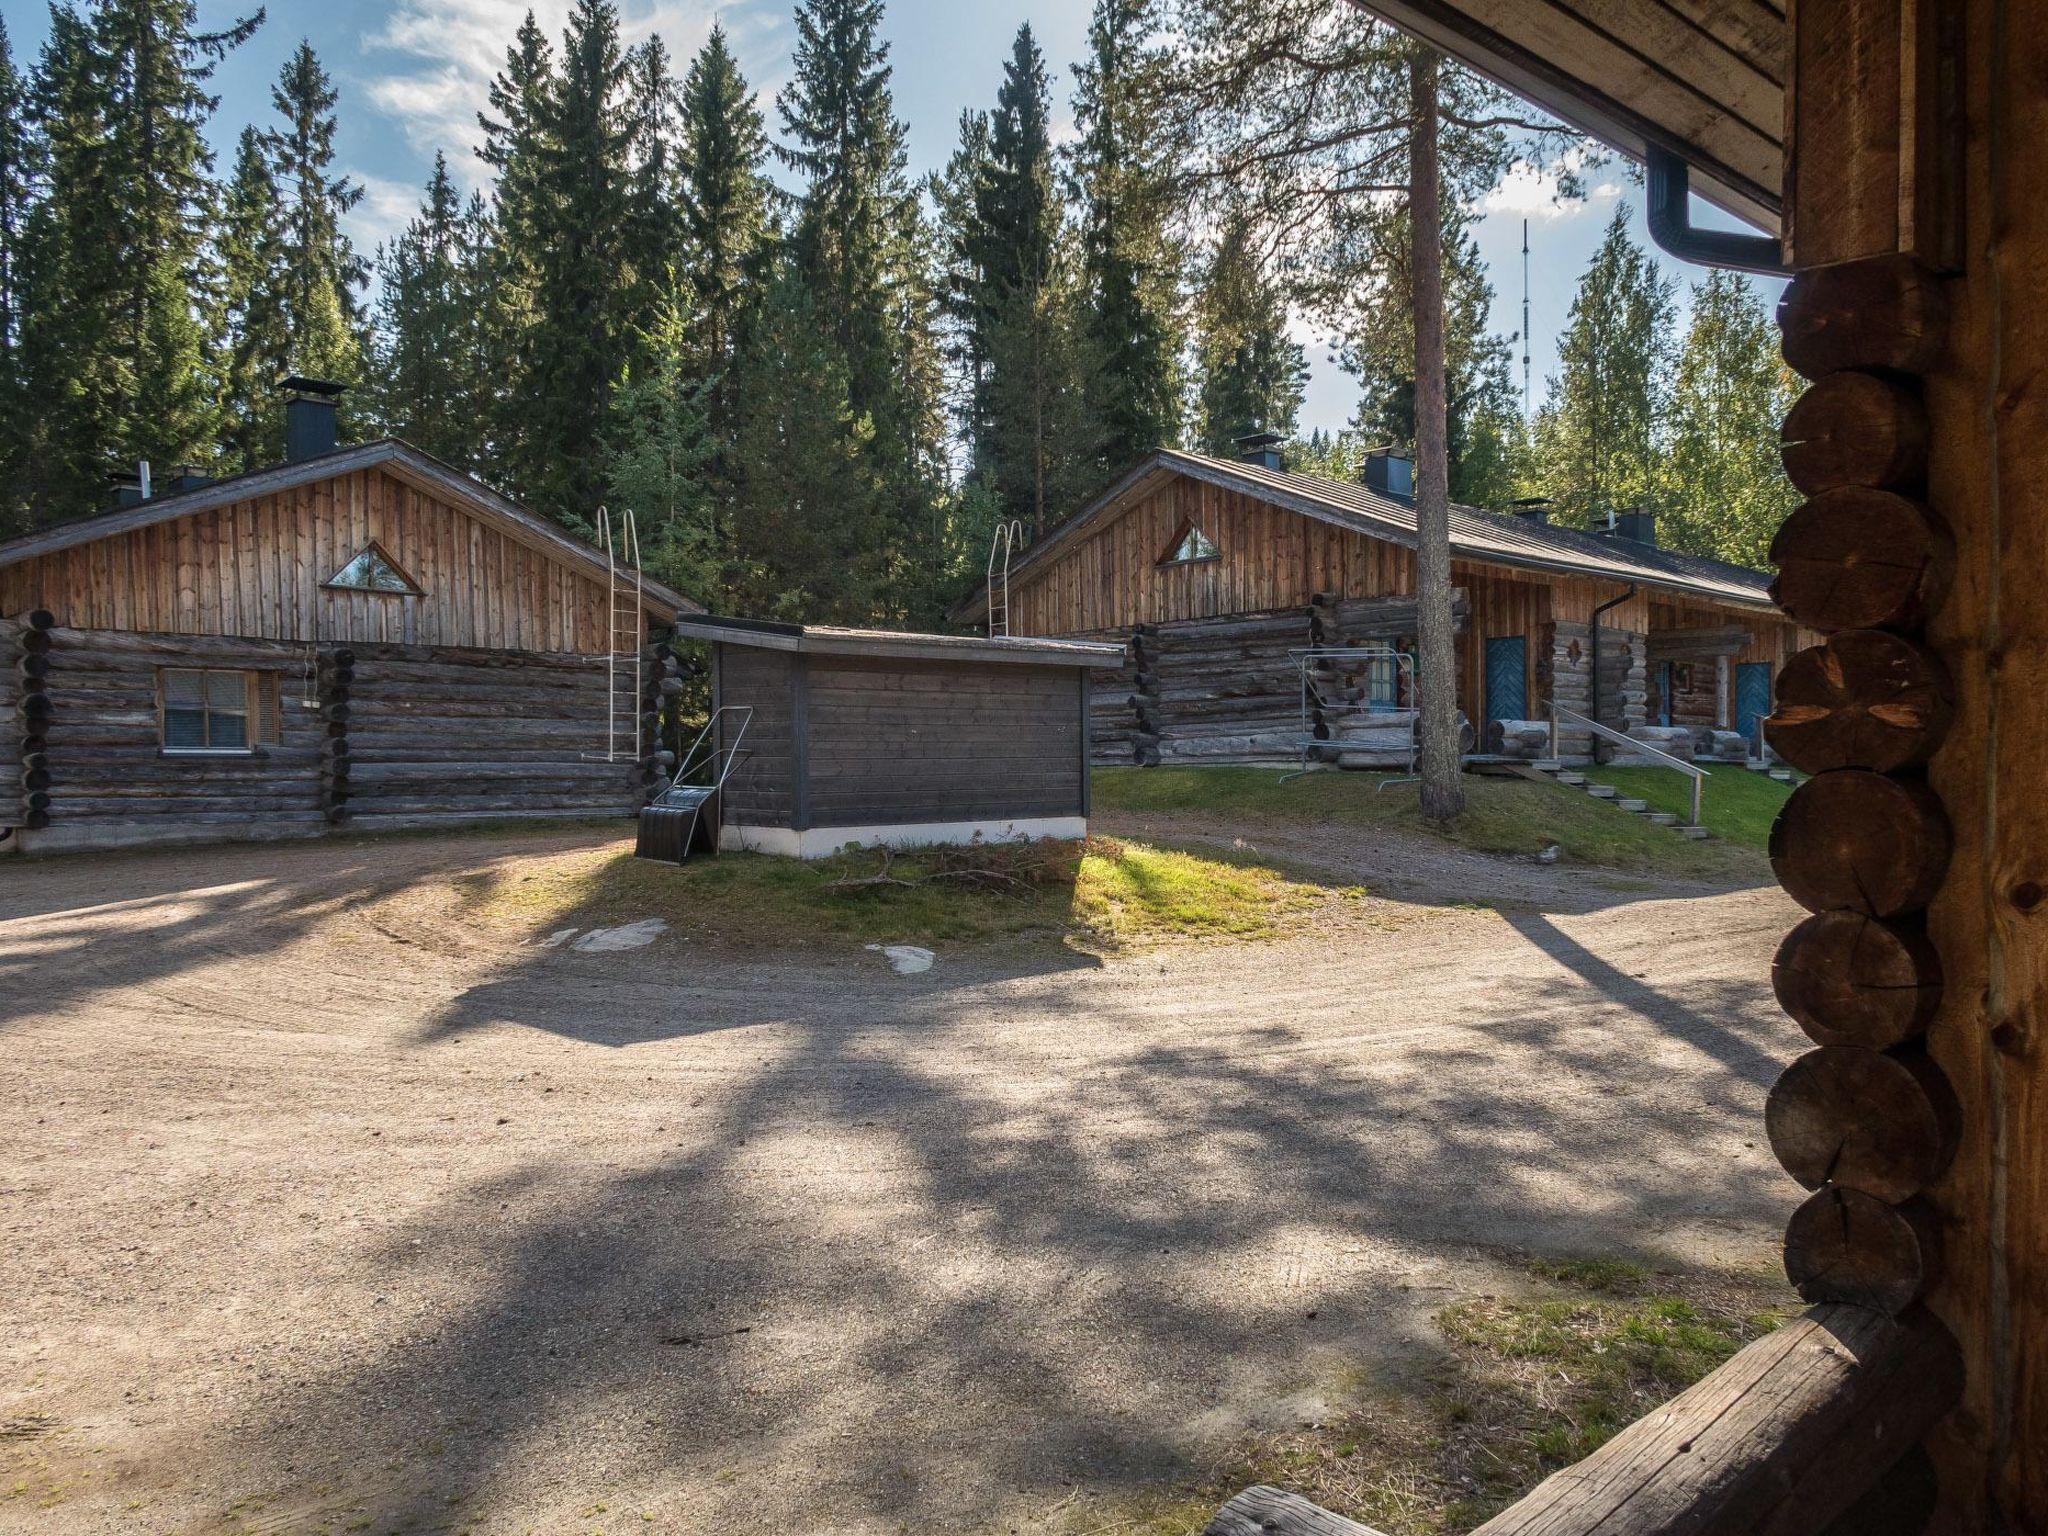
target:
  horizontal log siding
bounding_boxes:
[1646,599,1817,730]
[801,655,1084,827]
[36,628,325,836]
[0,468,614,653]
[716,646,798,830]
[341,642,640,823]
[1,617,22,826]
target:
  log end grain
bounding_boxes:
[1766,631,1952,774]
[1781,371,1929,494]
[1773,910,1943,1049]
[1778,255,1949,379]
[1766,1046,1960,1201]
[1785,1186,1940,1314]
[1768,490,1954,633]
[1770,771,1952,918]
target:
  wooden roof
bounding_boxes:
[678,616,1128,668]
[955,449,1779,621]
[0,439,700,617]
[1346,0,1784,231]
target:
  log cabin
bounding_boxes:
[957,439,1815,767]
[0,383,694,855]
[1194,1,2047,1534]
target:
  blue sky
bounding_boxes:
[10,0,1783,434]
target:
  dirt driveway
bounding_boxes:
[0,820,1804,1535]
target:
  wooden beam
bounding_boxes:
[1204,1307,1960,1536]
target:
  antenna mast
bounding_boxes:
[1521,218,1533,416]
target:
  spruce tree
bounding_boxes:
[262,41,366,402]
[1071,0,1183,470]
[1534,207,1676,527]
[0,18,41,521]
[605,283,716,604]
[1660,269,1798,565]
[213,125,287,471]
[676,25,769,439]
[622,36,684,345]
[1193,207,1307,456]
[371,154,486,469]
[522,0,635,524]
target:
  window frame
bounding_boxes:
[1156,518,1221,568]
[322,539,422,596]
[157,668,280,757]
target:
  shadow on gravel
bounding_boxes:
[192,935,1792,1533]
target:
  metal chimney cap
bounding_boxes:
[1233,429,1285,450]
[278,375,347,398]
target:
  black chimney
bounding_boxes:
[1510,496,1552,525]
[281,375,346,463]
[1362,447,1414,500]
[1234,430,1285,470]
[1607,508,1657,546]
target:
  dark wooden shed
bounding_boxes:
[678,617,1125,858]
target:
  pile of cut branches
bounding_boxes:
[821,840,1082,897]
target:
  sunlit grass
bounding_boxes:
[451,834,1359,953]
[1037,1260,1795,1536]
[1092,766,1764,879]
[1589,763,1796,850]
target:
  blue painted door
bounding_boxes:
[1657,661,1675,727]
[1484,635,1528,723]
[1736,662,1773,748]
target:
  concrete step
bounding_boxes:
[1678,826,1712,839]
[1770,769,1794,782]
[1618,798,1649,813]
[1586,784,1618,799]
[1555,772,1585,785]
[1647,812,1679,826]
[1531,759,1563,772]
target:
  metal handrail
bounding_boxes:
[1545,699,1705,827]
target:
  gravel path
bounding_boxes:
[0,824,1804,1535]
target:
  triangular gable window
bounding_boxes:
[325,542,421,594]
[1158,520,1220,566]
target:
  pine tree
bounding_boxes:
[1070,0,1183,469]
[371,154,486,469]
[676,25,769,437]
[262,40,366,404]
[1660,269,1799,565]
[1534,207,1676,527]
[212,125,287,471]
[1193,207,1307,455]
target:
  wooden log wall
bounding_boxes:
[1127,609,1309,765]
[1762,249,1975,1523]
[11,627,644,850]
[0,466,618,653]
[1,613,28,829]
[336,642,642,826]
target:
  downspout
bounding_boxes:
[1590,582,1638,732]
[1644,145,1790,277]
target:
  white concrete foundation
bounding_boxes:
[721,817,1088,859]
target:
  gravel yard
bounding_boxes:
[0,818,1804,1535]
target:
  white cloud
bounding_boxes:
[1481,146,1619,221]
[364,0,784,169]
[345,171,425,255]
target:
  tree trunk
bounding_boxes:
[1408,51,1463,820]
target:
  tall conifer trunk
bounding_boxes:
[1408,50,1464,820]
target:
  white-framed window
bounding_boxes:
[159,669,279,753]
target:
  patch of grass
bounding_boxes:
[454,834,1357,953]
[1092,767,1762,879]
[1587,764,1795,850]
[1036,1260,1795,1536]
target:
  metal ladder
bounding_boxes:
[986,519,1024,637]
[598,506,643,764]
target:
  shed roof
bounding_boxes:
[0,438,700,617]
[1342,0,1783,233]
[678,615,1127,668]
[954,450,1778,622]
